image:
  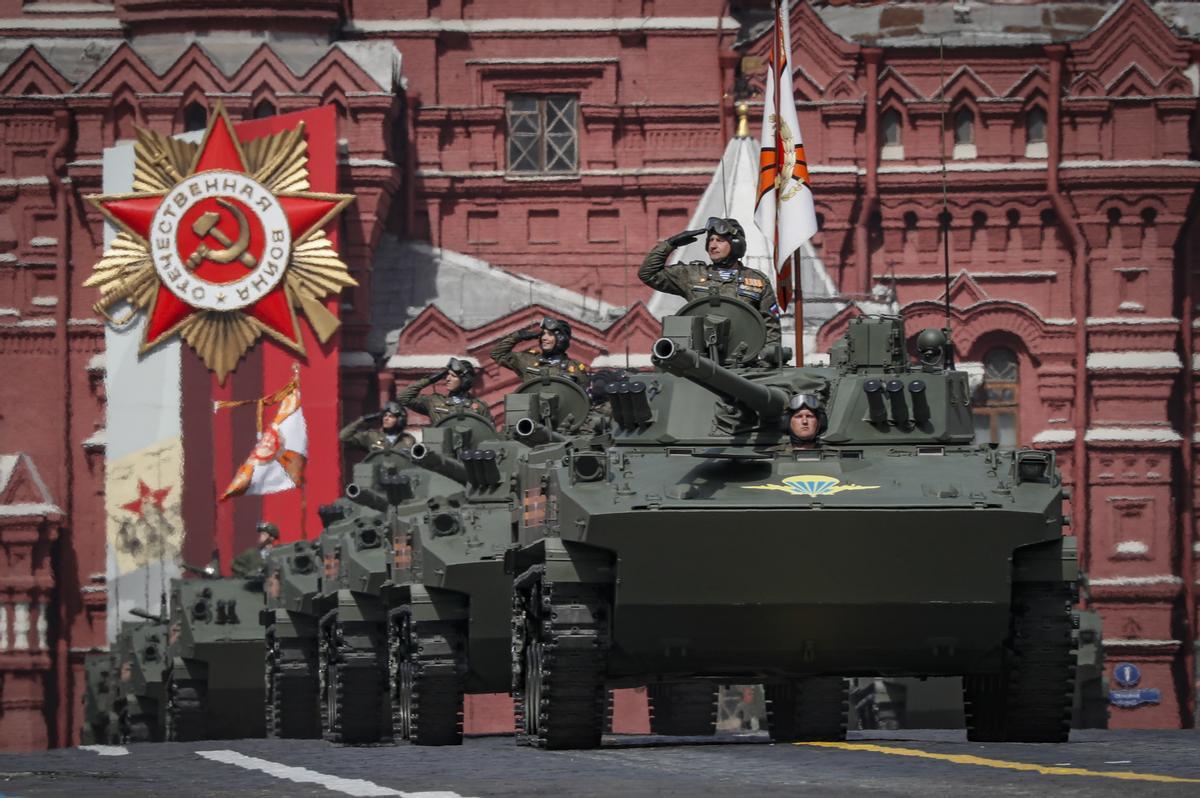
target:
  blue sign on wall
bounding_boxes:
[1110,688,1160,708]
[1113,662,1141,688]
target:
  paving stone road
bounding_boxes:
[1,730,1198,798]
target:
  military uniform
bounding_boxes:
[231,546,267,579]
[338,418,416,452]
[490,331,589,386]
[638,239,782,350]
[395,376,492,424]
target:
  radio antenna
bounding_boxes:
[937,36,952,329]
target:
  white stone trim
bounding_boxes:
[1060,159,1200,169]
[0,15,119,29]
[1088,574,1182,586]
[1113,540,1149,556]
[0,605,6,651]
[0,502,62,516]
[0,176,50,187]
[1102,639,1181,648]
[349,16,738,34]
[12,603,28,650]
[888,270,1057,281]
[465,57,620,65]
[878,161,1045,174]
[36,601,47,650]
[341,158,398,168]
[31,295,58,307]
[1086,351,1182,371]
[87,352,105,372]
[1084,427,1182,443]
[15,318,55,328]
[1087,316,1179,325]
[386,354,482,370]
[82,429,106,449]
[1032,429,1075,444]
[416,166,714,179]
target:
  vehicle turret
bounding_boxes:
[409,442,469,484]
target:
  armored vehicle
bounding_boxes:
[81,651,120,745]
[114,609,169,742]
[315,415,489,744]
[164,568,267,741]
[507,297,1077,749]
[262,537,322,738]
[381,394,585,746]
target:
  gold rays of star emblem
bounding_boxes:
[84,102,356,381]
[743,475,880,497]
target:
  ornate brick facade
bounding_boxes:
[0,0,1196,746]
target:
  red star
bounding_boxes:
[93,104,348,354]
[120,479,171,518]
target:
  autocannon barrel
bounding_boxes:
[514,417,568,446]
[651,337,791,419]
[345,482,391,512]
[409,443,469,484]
[128,608,165,622]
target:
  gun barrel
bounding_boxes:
[514,417,567,446]
[345,482,391,512]
[651,337,790,419]
[128,608,165,622]
[409,443,469,484]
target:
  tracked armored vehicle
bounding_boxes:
[114,609,169,742]
[315,414,492,744]
[508,297,1077,749]
[81,651,120,745]
[381,386,591,746]
[262,537,322,738]
[164,568,267,741]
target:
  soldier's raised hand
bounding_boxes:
[516,327,541,341]
[667,228,706,247]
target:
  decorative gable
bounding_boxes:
[0,47,72,96]
[0,454,60,518]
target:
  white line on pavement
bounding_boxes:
[78,745,130,756]
[196,750,470,798]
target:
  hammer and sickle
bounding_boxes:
[186,198,257,270]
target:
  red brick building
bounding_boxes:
[0,0,1195,747]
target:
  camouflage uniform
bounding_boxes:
[231,546,268,579]
[638,239,782,350]
[338,418,416,452]
[395,376,492,424]
[490,332,589,386]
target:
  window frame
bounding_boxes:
[505,94,580,176]
[973,347,1020,446]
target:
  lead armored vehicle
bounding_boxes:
[262,537,322,738]
[114,609,169,742]
[508,297,1077,749]
[164,566,267,741]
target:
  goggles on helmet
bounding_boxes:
[447,357,470,375]
[705,217,739,237]
[788,393,822,413]
[540,318,567,334]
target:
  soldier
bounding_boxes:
[785,393,826,451]
[395,357,492,424]
[231,521,278,578]
[639,216,781,352]
[339,400,416,452]
[490,316,589,386]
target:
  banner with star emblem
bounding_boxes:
[86,101,355,382]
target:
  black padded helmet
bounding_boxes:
[256,521,280,541]
[382,401,407,428]
[446,357,476,392]
[539,317,572,356]
[704,216,747,264]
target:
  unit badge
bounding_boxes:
[743,475,879,497]
[86,102,355,380]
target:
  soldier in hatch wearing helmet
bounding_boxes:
[395,357,492,424]
[231,521,278,578]
[785,393,827,451]
[490,316,589,386]
[639,216,782,352]
[339,400,416,452]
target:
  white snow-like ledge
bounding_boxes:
[1088,575,1182,586]
[0,502,62,517]
[1113,540,1149,556]
[1086,351,1182,370]
[1087,316,1179,325]
[592,353,652,369]
[339,351,377,369]
[1060,159,1200,169]
[1085,427,1183,443]
[1102,639,1181,648]
[386,354,482,370]
[1032,429,1075,444]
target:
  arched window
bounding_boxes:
[880,108,903,160]
[973,347,1019,446]
[1025,107,1047,158]
[183,101,207,133]
[953,107,976,159]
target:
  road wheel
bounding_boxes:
[165,671,207,742]
[965,580,1075,743]
[648,682,718,736]
[512,567,609,750]
[320,620,387,744]
[390,606,465,746]
[765,677,848,742]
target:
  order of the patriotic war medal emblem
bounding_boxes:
[85,102,355,380]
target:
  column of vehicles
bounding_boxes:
[84,297,1100,749]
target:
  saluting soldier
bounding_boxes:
[339,400,416,453]
[231,521,278,579]
[490,317,588,386]
[639,216,782,351]
[395,357,492,424]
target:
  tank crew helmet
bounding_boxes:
[446,357,476,392]
[382,400,407,428]
[256,521,280,542]
[704,216,747,264]
[539,317,573,356]
[784,392,828,436]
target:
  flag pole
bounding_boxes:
[773,0,803,365]
[294,362,308,541]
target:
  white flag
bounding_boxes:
[753,0,819,310]
[222,385,307,499]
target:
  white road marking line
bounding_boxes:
[197,750,470,798]
[78,745,129,756]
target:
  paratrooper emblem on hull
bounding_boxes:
[86,102,355,381]
[743,474,879,497]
